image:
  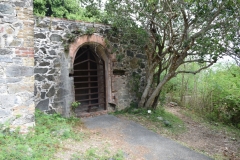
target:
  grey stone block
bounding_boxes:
[45,75,55,81]
[50,34,62,42]
[0,49,12,55]
[0,95,18,108]
[36,99,49,111]
[0,55,13,63]
[34,33,46,39]
[35,74,45,81]
[34,67,48,74]
[0,4,14,15]
[0,79,6,84]
[39,61,50,66]
[6,66,33,77]
[41,92,45,99]
[0,109,10,117]
[136,54,147,59]
[6,77,22,83]
[13,114,35,125]
[46,86,55,97]
[42,83,51,89]
[49,50,56,55]
[127,50,134,57]
[14,2,26,7]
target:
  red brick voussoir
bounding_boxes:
[15,47,34,57]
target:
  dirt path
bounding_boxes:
[54,107,239,160]
[165,107,240,160]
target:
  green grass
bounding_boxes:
[114,106,186,135]
[0,110,84,160]
[72,148,124,160]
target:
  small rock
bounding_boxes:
[163,120,171,127]
[169,102,178,107]
[157,117,164,121]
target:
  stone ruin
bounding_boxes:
[0,0,146,131]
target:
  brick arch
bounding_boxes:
[69,34,107,64]
[68,34,114,110]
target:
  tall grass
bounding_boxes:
[0,110,83,160]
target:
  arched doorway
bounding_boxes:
[72,45,106,113]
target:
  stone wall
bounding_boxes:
[34,17,147,115]
[0,0,34,131]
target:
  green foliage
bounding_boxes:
[0,110,83,160]
[116,54,124,62]
[33,0,105,23]
[85,27,96,35]
[71,101,81,111]
[105,0,240,109]
[165,63,240,127]
[114,105,185,133]
[72,147,124,160]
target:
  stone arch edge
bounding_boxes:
[68,34,114,111]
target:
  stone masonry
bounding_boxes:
[0,0,35,131]
[0,4,147,128]
[34,17,147,116]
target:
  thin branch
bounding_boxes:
[176,62,216,75]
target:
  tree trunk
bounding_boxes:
[152,63,162,109]
[144,73,174,108]
[152,91,161,109]
[138,71,154,108]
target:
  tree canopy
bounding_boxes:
[105,0,240,108]
[33,0,103,22]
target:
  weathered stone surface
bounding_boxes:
[42,83,51,89]
[0,0,35,131]
[14,1,26,7]
[48,69,56,74]
[45,75,55,81]
[127,50,134,57]
[40,48,47,54]
[39,61,50,66]
[6,66,33,77]
[50,34,62,42]
[6,77,22,83]
[35,74,45,81]
[46,86,55,97]
[12,114,35,125]
[0,56,13,63]
[0,95,19,108]
[136,54,147,59]
[7,83,34,94]
[0,4,14,15]
[0,109,10,117]
[34,68,48,74]
[40,92,45,99]
[53,58,61,67]
[49,50,56,55]
[0,49,12,55]
[9,40,22,47]
[55,88,68,101]
[36,99,49,111]
[46,109,57,114]
[34,33,46,39]
[34,17,146,118]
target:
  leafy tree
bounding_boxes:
[105,0,240,109]
[33,0,103,22]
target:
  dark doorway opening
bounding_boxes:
[72,45,106,113]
